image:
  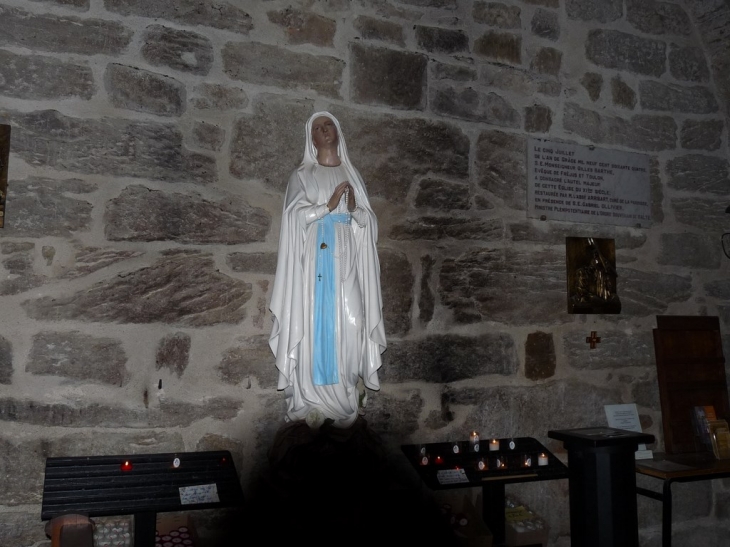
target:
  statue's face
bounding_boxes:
[311,116,338,151]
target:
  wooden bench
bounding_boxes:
[41,450,245,547]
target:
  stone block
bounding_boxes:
[415,178,470,210]
[1,242,35,254]
[141,25,214,75]
[0,6,132,54]
[218,335,276,388]
[0,396,241,428]
[523,0,558,6]
[419,254,435,324]
[350,43,427,109]
[31,0,89,8]
[415,25,469,54]
[530,46,561,76]
[0,335,11,385]
[451,380,623,439]
[432,86,520,127]
[672,197,728,233]
[0,50,94,100]
[472,1,521,29]
[439,247,566,325]
[390,216,503,241]
[3,253,34,276]
[614,268,692,316]
[475,129,526,210]
[27,331,128,385]
[525,331,556,380]
[586,30,665,77]
[564,328,654,370]
[689,0,730,114]
[649,156,664,223]
[354,15,404,46]
[0,251,45,296]
[226,252,277,274]
[104,185,269,244]
[267,8,335,46]
[666,154,729,194]
[363,391,422,446]
[669,45,710,82]
[433,61,477,82]
[524,103,552,133]
[379,248,414,336]
[21,252,252,327]
[331,108,469,201]
[0,109,216,183]
[59,245,143,280]
[611,76,637,109]
[626,0,691,36]
[223,41,344,98]
[228,95,314,191]
[190,83,248,110]
[681,119,724,151]
[563,103,676,152]
[0,511,47,546]
[156,332,191,378]
[566,0,622,22]
[640,81,718,114]
[104,0,253,33]
[195,434,246,478]
[658,233,720,269]
[480,63,560,97]
[531,8,560,40]
[580,72,603,101]
[398,0,456,7]
[706,279,730,300]
[474,31,521,64]
[380,333,518,382]
[192,121,225,152]
[0,177,94,238]
[105,64,185,117]
[632,378,660,411]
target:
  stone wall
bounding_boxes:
[0,0,728,545]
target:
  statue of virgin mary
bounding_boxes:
[268,112,386,429]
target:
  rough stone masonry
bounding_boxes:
[0,0,729,545]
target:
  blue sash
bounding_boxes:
[313,213,350,385]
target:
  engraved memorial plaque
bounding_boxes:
[0,124,9,229]
[527,138,651,228]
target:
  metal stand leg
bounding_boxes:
[662,480,673,547]
[134,512,156,547]
[482,482,506,546]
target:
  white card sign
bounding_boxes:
[527,138,652,228]
[179,483,220,505]
[604,403,653,460]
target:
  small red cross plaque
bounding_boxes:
[586,331,601,349]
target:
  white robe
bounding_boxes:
[269,115,386,428]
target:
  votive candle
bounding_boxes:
[538,452,549,466]
[470,431,480,452]
[489,439,500,451]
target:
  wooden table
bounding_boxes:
[635,452,730,547]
